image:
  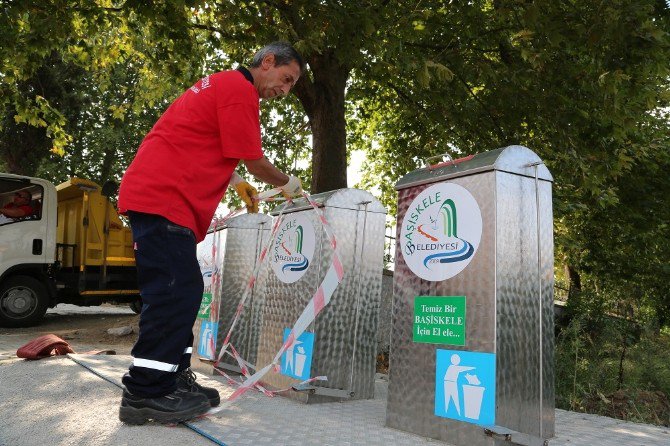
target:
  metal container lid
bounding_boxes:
[269,188,386,216]
[207,212,272,234]
[395,145,553,191]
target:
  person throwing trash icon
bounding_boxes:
[444,353,475,415]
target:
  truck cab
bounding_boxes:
[0,173,140,327]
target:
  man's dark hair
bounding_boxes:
[250,41,305,73]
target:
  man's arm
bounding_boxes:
[243,157,303,198]
[243,156,290,186]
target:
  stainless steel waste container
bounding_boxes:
[254,188,386,403]
[386,146,554,445]
[192,213,272,374]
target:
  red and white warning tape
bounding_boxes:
[205,188,343,414]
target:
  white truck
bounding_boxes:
[0,173,141,327]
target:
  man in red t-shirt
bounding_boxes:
[0,190,34,223]
[117,42,305,425]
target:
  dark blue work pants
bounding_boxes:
[122,211,204,398]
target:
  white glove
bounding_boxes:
[229,171,244,186]
[280,175,303,198]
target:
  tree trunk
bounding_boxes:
[294,50,349,193]
[565,264,582,299]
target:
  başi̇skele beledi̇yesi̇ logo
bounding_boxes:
[271,213,316,284]
[400,183,483,281]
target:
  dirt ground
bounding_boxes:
[0,303,140,361]
[582,389,670,427]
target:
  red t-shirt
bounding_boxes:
[118,70,263,241]
[2,203,33,216]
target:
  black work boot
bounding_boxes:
[177,368,221,407]
[119,388,210,425]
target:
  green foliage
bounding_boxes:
[626,330,670,399]
[556,317,670,425]
[355,0,669,198]
[0,0,209,179]
[35,59,178,185]
[351,0,670,324]
[0,53,83,174]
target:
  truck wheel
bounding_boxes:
[0,276,49,328]
[129,299,143,314]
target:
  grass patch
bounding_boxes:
[556,318,670,426]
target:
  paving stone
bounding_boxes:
[69,354,670,446]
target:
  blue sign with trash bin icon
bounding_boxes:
[434,349,496,426]
[281,328,315,381]
[197,321,218,360]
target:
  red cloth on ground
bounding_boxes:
[16,334,75,359]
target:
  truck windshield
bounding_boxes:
[0,180,43,226]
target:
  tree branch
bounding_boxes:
[386,81,427,112]
[452,69,507,141]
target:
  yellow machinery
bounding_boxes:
[55,178,138,296]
